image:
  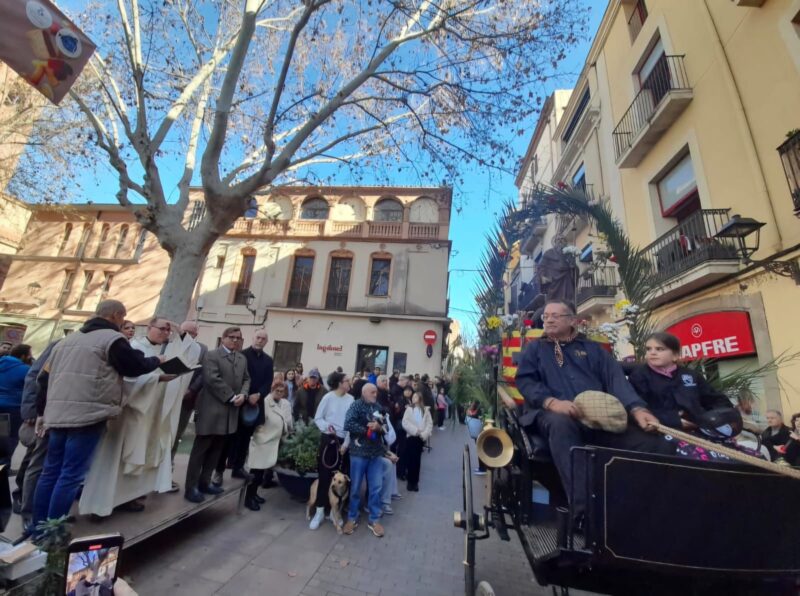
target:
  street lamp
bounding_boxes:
[716,214,800,284]
[245,291,257,322]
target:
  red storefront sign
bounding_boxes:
[666,311,756,361]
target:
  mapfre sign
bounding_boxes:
[666,311,756,361]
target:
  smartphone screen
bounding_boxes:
[64,534,123,596]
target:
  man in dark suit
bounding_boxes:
[172,321,207,463]
[215,328,273,483]
[184,327,250,503]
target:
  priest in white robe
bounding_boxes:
[79,318,201,516]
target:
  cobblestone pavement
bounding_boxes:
[121,422,548,595]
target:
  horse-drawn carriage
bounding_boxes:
[454,330,800,595]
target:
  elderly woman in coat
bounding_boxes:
[244,380,292,510]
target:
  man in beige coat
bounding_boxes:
[184,327,250,503]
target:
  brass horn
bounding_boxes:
[476,419,514,468]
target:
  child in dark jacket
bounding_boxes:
[628,332,733,431]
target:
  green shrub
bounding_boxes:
[277,421,320,474]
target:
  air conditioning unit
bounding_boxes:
[731,0,766,6]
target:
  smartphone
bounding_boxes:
[64,533,124,595]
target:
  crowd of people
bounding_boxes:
[0,299,452,544]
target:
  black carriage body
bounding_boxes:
[492,413,800,595]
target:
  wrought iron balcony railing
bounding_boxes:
[778,129,800,217]
[641,209,739,284]
[576,265,619,305]
[612,55,691,162]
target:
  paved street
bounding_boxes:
[120,422,544,596]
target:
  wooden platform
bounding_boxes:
[2,456,246,549]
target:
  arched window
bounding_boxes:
[113,225,129,259]
[77,224,92,257]
[300,197,329,220]
[368,252,392,297]
[58,223,72,255]
[233,248,256,305]
[374,198,404,222]
[409,197,439,223]
[287,249,315,307]
[94,224,110,257]
[332,197,366,221]
[263,197,293,220]
[325,250,353,311]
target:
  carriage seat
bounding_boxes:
[524,427,551,459]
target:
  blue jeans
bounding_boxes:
[348,455,383,524]
[33,422,105,525]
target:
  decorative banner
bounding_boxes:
[423,329,437,346]
[0,0,96,104]
[666,311,757,361]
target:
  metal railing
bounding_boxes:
[612,55,690,161]
[627,0,647,42]
[641,209,739,284]
[576,265,618,305]
[778,129,800,215]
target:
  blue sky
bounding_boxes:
[448,1,606,341]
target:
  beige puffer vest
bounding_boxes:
[44,328,125,428]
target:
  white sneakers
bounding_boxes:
[309,507,325,530]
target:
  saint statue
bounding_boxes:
[535,236,578,306]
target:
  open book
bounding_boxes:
[159,356,201,376]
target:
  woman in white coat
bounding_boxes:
[401,391,433,492]
[245,380,292,510]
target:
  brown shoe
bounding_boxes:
[343,520,358,535]
[367,522,385,538]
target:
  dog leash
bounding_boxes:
[321,435,343,471]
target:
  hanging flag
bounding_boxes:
[0,0,96,104]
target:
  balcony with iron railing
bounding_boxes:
[576,265,619,307]
[778,129,800,218]
[517,277,542,312]
[613,55,693,168]
[641,209,741,302]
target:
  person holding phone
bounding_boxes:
[184,327,250,503]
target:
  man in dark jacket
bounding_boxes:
[215,328,273,482]
[515,300,672,515]
[0,344,32,466]
[293,369,325,423]
[171,321,207,462]
[16,340,59,523]
[33,300,164,526]
[761,410,791,461]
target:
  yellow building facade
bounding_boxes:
[519,0,800,416]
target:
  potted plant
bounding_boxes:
[274,421,320,500]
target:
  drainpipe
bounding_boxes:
[701,0,782,249]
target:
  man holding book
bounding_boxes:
[78,317,201,516]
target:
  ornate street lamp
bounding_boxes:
[245,291,257,322]
[716,214,800,284]
[778,130,800,217]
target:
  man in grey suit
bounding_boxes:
[184,327,250,503]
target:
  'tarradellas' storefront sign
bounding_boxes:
[666,311,756,361]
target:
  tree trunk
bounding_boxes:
[152,242,210,322]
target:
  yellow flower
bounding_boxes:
[614,299,631,312]
[486,316,502,330]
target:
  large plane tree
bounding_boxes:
[10,0,587,321]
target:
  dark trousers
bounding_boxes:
[393,425,407,479]
[171,400,194,461]
[404,436,424,487]
[0,406,22,467]
[246,469,265,500]
[33,422,105,524]
[186,434,227,491]
[436,409,445,428]
[21,435,48,523]
[315,434,350,511]
[533,411,674,515]
[216,423,255,473]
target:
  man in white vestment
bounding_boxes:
[79,317,201,516]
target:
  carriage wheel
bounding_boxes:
[476,581,496,596]
[462,444,475,595]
